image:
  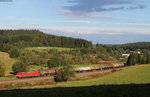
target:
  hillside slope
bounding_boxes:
[0,52,16,75]
[0,30,92,48]
[116,42,150,50]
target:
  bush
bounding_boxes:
[19,50,37,65]
[54,65,75,82]
[0,62,6,77]
[12,61,29,74]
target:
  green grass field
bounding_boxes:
[0,64,149,97]
[53,64,108,69]
[33,64,150,88]
[0,52,16,76]
[29,65,47,71]
[72,64,106,68]
[0,77,16,81]
[26,46,74,52]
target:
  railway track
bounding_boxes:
[0,66,129,85]
[0,76,53,84]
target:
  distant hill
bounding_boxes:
[0,29,92,48]
[115,42,150,50]
[0,30,125,63]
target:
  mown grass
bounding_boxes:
[34,64,150,88]
[29,65,47,71]
[0,77,16,81]
[0,52,16,76]
[72,64,106,68]
[26,46,74,51]
[29,64,112,71]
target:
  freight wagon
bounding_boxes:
[16,64,124,78]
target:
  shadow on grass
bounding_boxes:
[0,84,150,97]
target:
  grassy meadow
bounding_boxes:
[0,77,16,81]
[72,64,106,68]
[29,65,47,71]
[26,46,74,52]
[0,52,16,76]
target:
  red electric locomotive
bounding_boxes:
[16,71,41,78]
[16,69,58,78]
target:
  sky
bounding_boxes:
[0,0,150,44]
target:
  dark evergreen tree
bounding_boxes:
[117,42,150,50]
[127,54,132,66]
[0,29,92,49]
[141,56,146,64]
[9,48,20,58]
[146,53,150,64]
[126,53,141,66]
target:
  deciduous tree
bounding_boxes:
[12,61,29,74]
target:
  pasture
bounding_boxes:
[0,77,16,81]
[0,52,16,76]
[72,64,106,68]
[26,46,74,52]
[29,65,47,71]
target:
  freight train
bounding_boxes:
[16,64,124,78]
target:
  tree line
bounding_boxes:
[116,42,150,50]
[0,29,93,58]
[0,29,92,48]
[126,52,150,66]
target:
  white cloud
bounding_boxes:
[64,0,146,12]
[107,22,150,26]
[0,23,150,35]
[57,20,98,24]
[59,10,112,18]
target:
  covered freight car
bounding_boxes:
[74,67,91,72]
[16,64,125,78]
